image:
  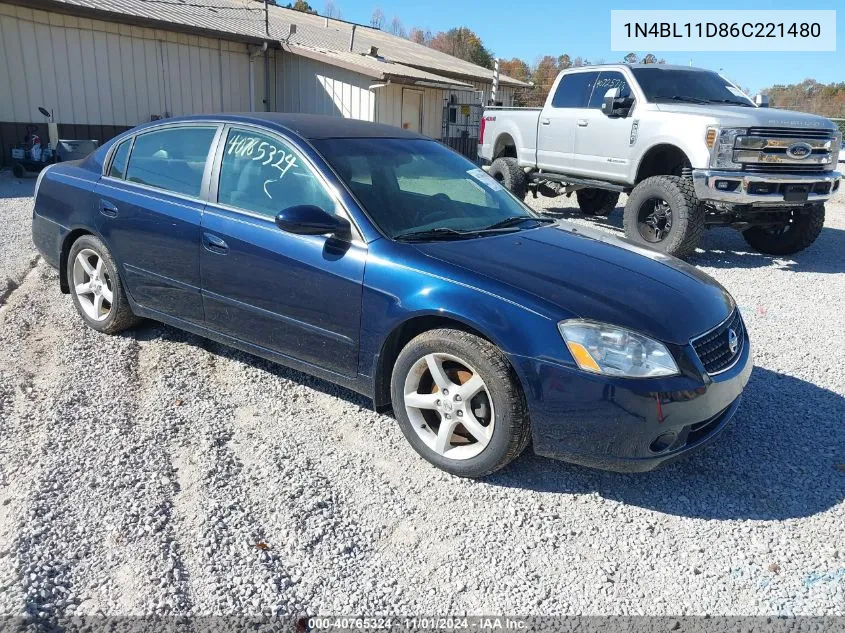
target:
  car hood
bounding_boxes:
[413,223,735,345]
[653,104,838,131]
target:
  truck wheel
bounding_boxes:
[576,188,620,216]
[623,175,704,258]
[489,157,527,199]
[741,205,825,255]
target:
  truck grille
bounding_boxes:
[691,310,745,375]
[743,163,828,173]
[747,127,835,140]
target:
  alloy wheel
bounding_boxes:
[72,248,113,322]
[402,353,495,460]
[638,197,673,243]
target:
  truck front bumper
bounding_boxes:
[692,169,841,206]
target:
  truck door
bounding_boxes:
[572,70,637,182]
[536,71,599,172]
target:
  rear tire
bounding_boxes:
[623,175,704,258]
[576,188,620,216]
[489,157,527,200]
[67,235,140,335]
[390,329,530,478]
[742,205,825,255]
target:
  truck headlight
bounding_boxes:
[558,320,679,378]
[706,127,745,169]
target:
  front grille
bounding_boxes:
[743,163,829,173]
[747,127,835,140]
[692,310,744,375]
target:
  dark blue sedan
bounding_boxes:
[31,113,752,477]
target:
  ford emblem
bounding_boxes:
[786,142,813,160]
[727,328,739,355]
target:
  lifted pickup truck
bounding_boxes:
[478,64,842,258]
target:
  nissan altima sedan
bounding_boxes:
[31,113,752,477]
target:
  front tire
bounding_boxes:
[576,188,620,216]
[742,205,825,255]
[67,235,139,334]
[390,329,530,478]
[488,157,527,200]
[623,175,704,258]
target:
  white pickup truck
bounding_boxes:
[478,64,842,258]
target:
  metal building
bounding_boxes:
[0,0,525,165]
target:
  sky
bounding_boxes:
[325,0,843,93]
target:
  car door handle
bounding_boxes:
[540,118,551,125]
[99,200,118,218]
[202,232,229,254]
[577,119,589,127]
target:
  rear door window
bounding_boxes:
[216,127,335,219]
[551,71,600,108]
[125,126,217,197]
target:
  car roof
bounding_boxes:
[136,112,427,141]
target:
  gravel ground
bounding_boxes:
[0,170,843,619]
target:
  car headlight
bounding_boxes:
[706,127,745,169]
[558,320,679,378]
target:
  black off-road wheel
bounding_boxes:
[742,205,825,255]
[67,234,140,334]
[623,175,704,258]
[390,329,531,478]
[576,188,620,216]
[488,157,528,199]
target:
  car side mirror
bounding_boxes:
[755,93,769,108]
[601,87,633,118]
[275,205,351,237]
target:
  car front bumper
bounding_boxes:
[692,168,840,206]
[507,328,753,472]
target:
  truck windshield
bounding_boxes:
[313,138,541,240]
[631,68,754,107]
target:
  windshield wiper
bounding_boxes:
[706,99,754,107]
[393,227,474,242]
[663,95,711,104]
[480,216,557,231]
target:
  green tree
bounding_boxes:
[287,0,316,13]
[429,27,494,69]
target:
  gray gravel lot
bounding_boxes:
[0,170,843,618]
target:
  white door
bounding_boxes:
[573,70,637,182]
[402,89,423,133]
[536,71,598,172]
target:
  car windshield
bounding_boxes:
[312,138,540,240]
[631,68,754,107]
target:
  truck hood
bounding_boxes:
[413,223,735,345]
[653,104,838,131]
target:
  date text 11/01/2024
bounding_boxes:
[623,22,821,39]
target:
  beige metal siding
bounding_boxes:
[276,51,375,121]
[0,3,254,127]
[375,83,443,139]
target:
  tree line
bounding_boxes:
[766,79,845,120]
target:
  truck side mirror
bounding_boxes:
[601,87,633,118]
[754,94,769,108]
